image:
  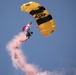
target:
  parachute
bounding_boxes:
[21,1,56,37]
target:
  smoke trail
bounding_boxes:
[6,31,61,75]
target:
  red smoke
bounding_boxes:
[6,31,61,75]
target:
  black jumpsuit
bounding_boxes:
[26,31,31,39]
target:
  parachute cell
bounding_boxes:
[21,1,56,37]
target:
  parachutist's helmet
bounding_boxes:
[30,32,33,34]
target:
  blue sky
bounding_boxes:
[0,0,76,75]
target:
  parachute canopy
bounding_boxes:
[21,1,56,37]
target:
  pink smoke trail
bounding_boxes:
[6,32,61,75]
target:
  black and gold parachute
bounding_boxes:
[21,1,56,37]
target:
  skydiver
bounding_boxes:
[26,29,33,39]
